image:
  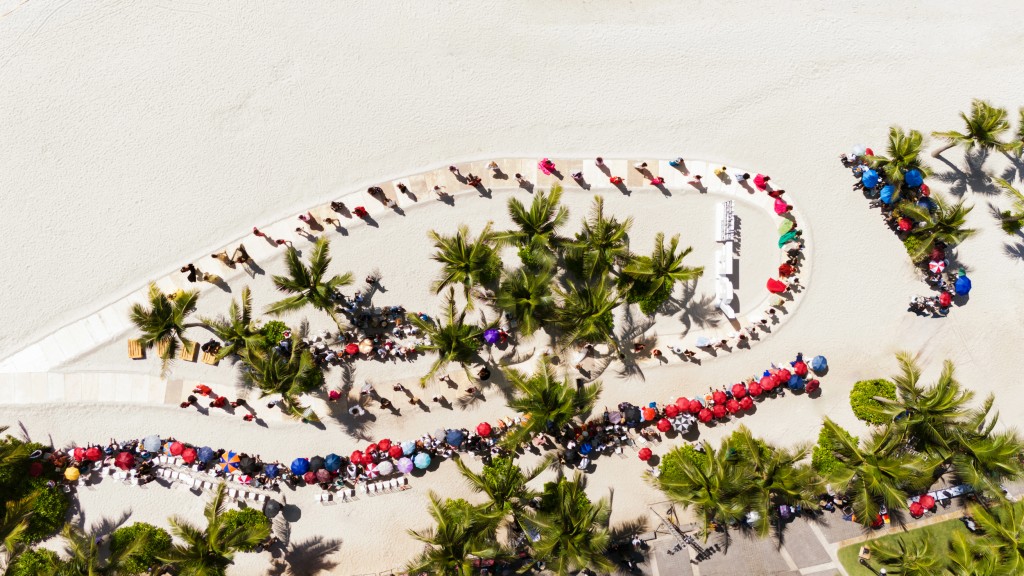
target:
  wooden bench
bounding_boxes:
[157,340,170,358]
[201,351,220,366]
[128,339,145,359]
[179,340,198,362]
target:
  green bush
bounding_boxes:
[811,424,856,478]
[849,379,896,424]
[658,444,708,480]
[7,548,60,576]
[219,508,271,552]
[260,321,290,349]
[623,280,673,316]
[110,522,173,574]
[902,235,928,263]
[24,484,69,542]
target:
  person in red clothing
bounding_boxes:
[210,396,227,409]
[242,414,255,422]
[193,384,212,396]
[610,176,623,185]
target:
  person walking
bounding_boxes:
[233,244,251,264]
[595,157,604,166]
[211,251,232,266]
[253,227,266,237]
[180,264,198,283]
[330,201,345,213]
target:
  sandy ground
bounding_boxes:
[4,1,1024,574]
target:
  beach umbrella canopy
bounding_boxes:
[939,292,953,307]
[316,469,331,483]
[773,198,790,215]
[712,391,727,405]
[685,400,701,415]
[64,467,80,481]
[898,217,912,231]
[726,399,740,414]
[358,339,374,354]
[446,429,466,447]
[73,447,86,462]
[264,464,279,478]
[377,439,392,451]
[641,406,656,421]
[739,396,754,411]
[413,453,431,469]
[349,451,363,465]
[401,441,416,456]
[290,458,310,475]
[731,383,747,399]
[909,502,924,518]
[919,494,936,509]
[181,448,197,464]
[697,408,713,423]
[748,382,763,397]
[344,343,359,355]
[28,462,43,477]
[929,260,946,274]
[788,375,805,391]
[810,355,828,373]
[476,422,492,437]
[238,457,259,475]
[324,454,343,472]
[114,452,135,470]
[169,442,184,456]
[397,457,414,474]
[85,447,102,462]
[712,405,727,419]
[880,184,896,205]
[871,514,884,528]
[664,404,680,418]
[777,369,792,382]
[638,448,653,461]
[852,144,867,156]
[197,447,216,463]
[309,456,326,472]
[624,406,642,423]
[805,379,820,394]
[218,451,241,474]
[483,329,500,344]
[778,230,799,248]
[579,442,593,456]
[861,169,879,189]
[264,499,282,515]
[675,396,689,409]
[905,169,923,187]
[760,376,776,391]
[955,275,972,295]
[563,450,581,465]
[793,361,808,377]
[388,445,404,459]
[656,418,672,432]
[778,263,795,278]
[754,174,768,190]
[778,219,794,235]
[302,471,316,484]
[142,435,161,453]
[366,443,379,454]
[377,460,394,475]
[767,278,787,294]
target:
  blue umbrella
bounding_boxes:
[905,169,923,188]
[324,454,343,472]
[810,355,828,373]
[787,374,805,391]
[861,169,879,189]
[264,464,279,478]
[879,185,895,204]
[445,429,466,447]
[197,447,216,463]
[579,442,593,455]
[955,275,972,295]
[142,435,161,453]
[917,198,936,212]
[402,441,416,456]
[413,452,431,469]
[483,329,500,344]
[290,458,309,476]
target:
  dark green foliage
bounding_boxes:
[811,423,855,477]
[260,320,289,350]
[24,484,68,542]
[219,508,271,552]
[903,235,927,264]
[625,280,673,316]
[7,548,59,576]
[850,379,897,424]
[658,444,708,480]
[110,522,173,574]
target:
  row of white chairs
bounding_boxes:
[316,488,356,505]
[358,477,409,496]
[228,487,270,503]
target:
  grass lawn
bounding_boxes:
[837,517,964,575]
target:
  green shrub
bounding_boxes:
[24,484,69,542]
[902,235,928,263]
[623,280,673,316]
[7,548,60,576]
[849,379,896,424]
[811,424,857,478]
[659,444,708,480]
[1000,211,1023,234]
[110,522,173,574]
[260,320,289,349]
[219,508,271,552]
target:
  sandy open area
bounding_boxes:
[3,1,1024,574]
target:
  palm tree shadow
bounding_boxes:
[76,509,133,535]
[663,281,721,335]
[1003,238,1024,261]
[611,304,655,382]
[933,150,998,197]
[267,535,344,576]
[325,363,376,441]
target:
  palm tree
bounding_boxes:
[819,418,931,529]
[130,283,202,375]
[898,193,976,262]
[725,426,822,538]
[552,279,618,347]
[265,238,353,332]
[200,286,263,360]
[967,500,1024,574]
[0,426,31,470]
[406,492,502,576]
[946,530,998,576]
[0,495,35,574]
[409,288,485,385]
[160,483,270,576]
[653,441,749,539]
[453,455,551,538]
[932,99,1012,158]
[53,523,148,576]
[494,265,555,337]
[238,333,324,422]
[867,127,929,199]
[1006,108,1024,156]
[494,184,570,259]
[620,232,704,314]
[564,196,633,280]
[872,537,943,576]
[993,177,1024,234]
[530,473,614,576]
[502,357,601,449]
[428,222,501,306]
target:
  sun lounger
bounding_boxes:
[178,340,198,362]
[256,493,268,503]
[228,488,239,499]
[156,340,170,357]
[201,351,220,366]
[128,339,145,359]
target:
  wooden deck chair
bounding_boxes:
[156,340,170,358]
[179,340,198,362]
[201,351,220,366]
[128,339,145,359]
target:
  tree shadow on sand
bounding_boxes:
[609,304,655,382]
[933,149,999,197]
[269,516,344,576]
[662,280,721,335]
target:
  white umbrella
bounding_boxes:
[376,461,394,476]
[695,336,711,347]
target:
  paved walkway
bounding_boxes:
[0,156,810,409]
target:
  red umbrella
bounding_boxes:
[898,218,913,232]
[930,246,945,261]
[773,198,790,215]
[767,278,787,294]
[169,442,184,456]
[754,174,768,190]
[366,443,379,453]
[712,390,727,405]
[303,471,316,484]
[477,422,492,437]
[726,399,740,414]
[656,418,672,432]
[759,376,774,391]
[377,439,391,452]
[777,369,792,382]
[793,361,808,377]
[29,462,43,477]
[920,183,930,196]
[638,448,653,461]
[778,263,795,277]
[664,404,680,418]
[805,379,820,393]
[73,447,86,461]
[85,447,102,461]
[388,445,404,459]
[698,408,713,423]
[364,450,375,463]
[748,382,763,397]
[731,383,747,399]
[316,469,331,483]
[865,147,874,156]
[642,406,657,421]
[919,494,936,510]
[739,396,754,411]
[871,514,884,528]
[181,448,197,464]
[675,397,689,409]
[114,452,135,470]
[350,450,363,465]
[939,292,952,307]
[688,400,703,414]
[712,405,727,419]
[344,343,359,355]
[909,502,924,518]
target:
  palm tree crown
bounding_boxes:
[872,537,943,576]
[200,286,262,360]
[494,184,570,258]
[54,523,148,576]
[239,332,325,422]
[932,99,1012,157]
[868,126,929,200]
[265,238,353,331]
[553,279,618,347]
[408,288,485,385]
[494,265,556,337]
[428,222,501,305]
[899,193,976,262]
[564,196,633,280]
[994,177,1024,234]
[620,232,703,314]
[503,357,601,449]
[655,440,749,538]
[530,473,614,576]
[406,492,502,576]
[130,283,201,375]
[454,455,550,540]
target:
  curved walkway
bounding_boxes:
[0,156,811,408]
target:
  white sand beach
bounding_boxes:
[3,1,1024,574]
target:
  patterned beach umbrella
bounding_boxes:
[218,451,241,474]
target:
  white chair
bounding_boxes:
[228,488,239,499]
[400,477,409,487]
[257,494,268,503]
